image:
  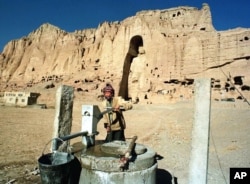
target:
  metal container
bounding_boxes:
[38,151,74,184]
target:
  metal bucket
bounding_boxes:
[38,151,74,184]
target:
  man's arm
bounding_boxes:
[117,96,133,111]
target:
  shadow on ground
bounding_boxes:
[155,153,178,184]
[156,168,178,184]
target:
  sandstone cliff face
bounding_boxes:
[1,3,250,103]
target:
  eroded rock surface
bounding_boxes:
[1,3,249,104]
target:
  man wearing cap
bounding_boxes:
[101,83,133,142]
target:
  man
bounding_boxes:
[101,83,132,142]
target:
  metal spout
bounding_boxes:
[52,131,95,151]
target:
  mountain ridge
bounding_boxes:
[1,3,249,103]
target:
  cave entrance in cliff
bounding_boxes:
[118,35,143,100]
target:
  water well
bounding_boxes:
[78,105,157,184]
[79,140,157,184]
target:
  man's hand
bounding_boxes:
[104,123,111,132]
[113,106,120,112]
[106,126,111,132]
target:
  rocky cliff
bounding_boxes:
[1,3,250,103]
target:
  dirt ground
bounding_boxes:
[0,94,249,184]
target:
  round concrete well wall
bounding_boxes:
[79,141,157,184]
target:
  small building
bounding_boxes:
[3,92,40,106]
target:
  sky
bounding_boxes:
[1,0,250,52]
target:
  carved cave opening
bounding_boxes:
[118,35,143,100]
[234,76,243,85]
